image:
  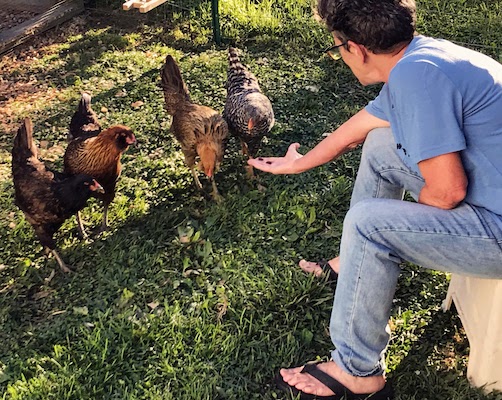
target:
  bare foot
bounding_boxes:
[299,257,339,277]
[280,360,385,397]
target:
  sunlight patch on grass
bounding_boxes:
[221,0,281,29]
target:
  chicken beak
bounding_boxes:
[127,134,137,145]
[91,180,105,194]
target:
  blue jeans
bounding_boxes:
[330,128,502,377]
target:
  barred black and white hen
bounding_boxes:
[223,47,274,178]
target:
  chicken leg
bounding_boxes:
[44,247,72,273]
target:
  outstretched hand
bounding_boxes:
[247,143,303,174]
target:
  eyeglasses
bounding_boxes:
[323,42,347,61]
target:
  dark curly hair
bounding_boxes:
[317,0,416,54]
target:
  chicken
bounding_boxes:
[160,54,228,202]
[64,94,136,237]
[223,47,275,178]
[68,92,101,141]
[11,118,104,273]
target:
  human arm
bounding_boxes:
[417,151,468,209]
[247,109,389,174]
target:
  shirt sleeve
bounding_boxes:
[390,61,466,165]
[365,85,390,122]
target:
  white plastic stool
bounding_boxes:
[442,274,502,394]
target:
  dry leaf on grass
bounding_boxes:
[32,291,51,300]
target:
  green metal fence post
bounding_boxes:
[211,0,221,45]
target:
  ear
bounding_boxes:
[347,40,369,62]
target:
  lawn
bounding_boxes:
[0,0,501,399]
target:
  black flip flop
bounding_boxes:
[276,363,394,400]
[317,259,338,283]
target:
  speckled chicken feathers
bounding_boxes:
[223,47,274,158]
[160,55,228,171]
[160,55,192,115]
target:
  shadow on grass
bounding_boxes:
[389,305,501,399]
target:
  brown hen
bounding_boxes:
[64,94,136,236]
[12,118,104,272]
[160,55,228,202]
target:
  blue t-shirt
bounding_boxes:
[365,35,502,217]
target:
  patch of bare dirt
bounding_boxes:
[0,13,94,134]
[0,8,38,31]
[0,8,152,135]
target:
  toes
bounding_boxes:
[298,259,315,270]
[280,365,333,397]
[280,366,306,387]
[280,366,305,378]
[298,259,323,276]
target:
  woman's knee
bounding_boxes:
[343,200,374,234]
[344,199,397,236]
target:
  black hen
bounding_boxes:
[68,92,102,141]
[223,47,275,178]
[11,118,104,272]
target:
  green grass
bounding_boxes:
[1,0,502,398]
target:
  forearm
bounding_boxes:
[291,109,389,173]
[417,152,468,210]
[248,109,389,175]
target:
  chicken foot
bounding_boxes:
[96,203,110,234]
[190,166,204,190]
[240,139,257,180]
[45,247,72,273]
[76,211,88,239]
[189,165,222,202]
[244,164,256,180]
[76,203,110,237]
[210,176,223,203]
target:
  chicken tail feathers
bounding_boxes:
[226,47,260,93]
[69,92,101,140]
[13,118,37,160]
[160,55,191,114]
[228,47,245,74]
[78,92,92,115]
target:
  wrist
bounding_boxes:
[290,157,305,174]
